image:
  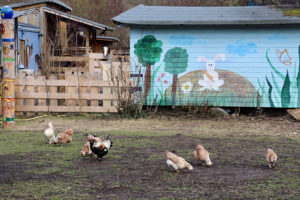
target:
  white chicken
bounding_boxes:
[165,150,193,172]
[44,122,55,144]
[266,148,278,168]
[193,144,213,167]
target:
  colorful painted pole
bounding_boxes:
[1,6,15,128]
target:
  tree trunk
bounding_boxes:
[172,74,178,102]
[144,64,151,99]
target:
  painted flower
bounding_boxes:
[157,78,161,81]
[164,80,168,84]
[161,73,165,78]
[181,82,193,93]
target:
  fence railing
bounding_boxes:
[13,53,130,115]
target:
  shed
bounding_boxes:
[113,4,300,108]
[0,0,116,73]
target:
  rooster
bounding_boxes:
[53,128,73,145]
[165,150,193,172]
[266,148,278,168]
[193,144,213,167]
[44,122,55,144]
[89,135,113,160]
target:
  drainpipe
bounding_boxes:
[1,6,15,128]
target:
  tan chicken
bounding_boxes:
[266,148,278,168]
[53,128,73,144]
[80,142,92,156]
[193,144,213,167]
[165,150,193,172]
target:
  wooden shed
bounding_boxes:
[113,4,300,108]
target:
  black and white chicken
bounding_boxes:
[89,135,113,160]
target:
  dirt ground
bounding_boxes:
[0,113,299,199]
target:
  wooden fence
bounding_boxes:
[13,53,130,116]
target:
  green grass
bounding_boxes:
[0,116,299,199]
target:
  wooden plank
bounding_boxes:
[15,106,117,113]
[49,56,88,62]
[15,79,114,87]
[86,28,90,68]
[15,92,115,100]
[287,109,300,121]
[59,20,67,51]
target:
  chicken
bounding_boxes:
[89,135,113,160]
[193,144,213,167]
[53,128,73,144]
[44,122,55,144]
[80,134,103,156]
[165,150,193,172]
[266,148,278,168]
[80,142,92,156]
[86,134,104,144]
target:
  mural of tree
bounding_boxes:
[134,35,163,99]
[163,47,188,101]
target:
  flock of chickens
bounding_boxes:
[43,122,278,171]
[43,122,113,160]
[165,145,278,172]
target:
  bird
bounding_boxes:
[86,134,104,144]
[80,134,103,156]
[89,135,113,160]
[53,128,73,145]
[193,144,213,167]
[44,122,55,144]
[80,142,92,156]
[165,150,193,172]
[266,148,278,168]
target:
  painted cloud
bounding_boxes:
[226,39,257,56]
[267,32,287,41]
[169,35,207,46]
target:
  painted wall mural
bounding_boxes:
[130,27,300,108]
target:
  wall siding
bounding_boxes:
[17,27,41,72]
[130,25,300,108]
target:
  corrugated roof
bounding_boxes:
[0,0,72,11]
[112,4,300,26]
[43,7,114,31]
[96,36,119,42]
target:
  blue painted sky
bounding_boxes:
[130,27,300,92]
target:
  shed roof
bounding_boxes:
[43,7,114,31]
[112,4,300,26]
[0,0,72,11]
[96,36,120,42]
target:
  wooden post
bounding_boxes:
[1,6,15,128]
[85,28,89,68]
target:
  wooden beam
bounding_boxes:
[49,56,88,62]
[15,106,117,113]
[15,92,115,100]
[86,28,90,68]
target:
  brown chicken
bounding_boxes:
[53,128,73,144]
[165,150,193,172]
[266,148,278,168]
[80,142,92,156]
[193,144,213,167]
